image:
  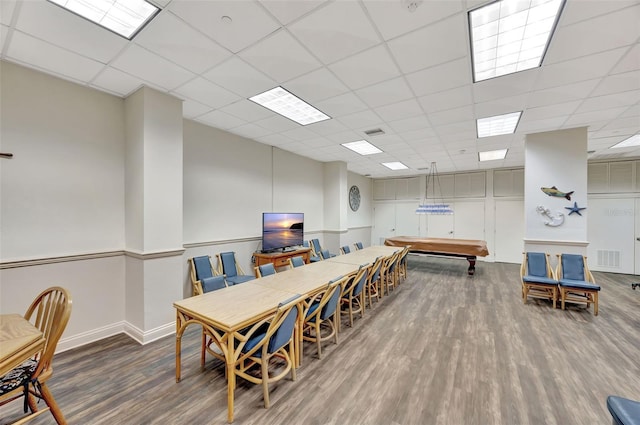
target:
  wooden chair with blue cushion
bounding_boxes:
[340,264,369,327]
[365,256,384,308]
[340,245,351,255]
[216,252,256,285]
[0,287,72,425]
[354,242,364,250]
[380,251,400,296]
[192,274,228,368]
[397,246,410,282]
[303,240,321,263]
[189,255,225,296]
[234,295,301,409]
[288,256,305,268]
[520,252,558,308]
[302,276,345,359]
[607,395,640,425]
[255,263,276,278]
[311,239,336,259]
[556,253,601,315]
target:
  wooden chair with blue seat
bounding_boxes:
[340,264,369,327]
[190,274,228,368]
[380,250,400,296]
[188,255,225,296]
[365,256,384,308]
[607,395,640,425]
[354,242,364,250]
[287,256,305,269]
[311,238,336,259]
[234,295,301,409]
[303,240,321,263]
[397,246,410,282]
[556,253,601,315]
[520,252,559,308]
[340,245,351,255]
[0,287,72,425]
[216,251,256,285]
[254,263,277,278]
[302,276,345,360]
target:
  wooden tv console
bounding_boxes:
[254,248,311,269]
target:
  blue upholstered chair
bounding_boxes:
[354,242,364,250]
[303,276,344,359]
[216,252,255,285]
[304,240,321,262]
[234,295,301,409]
[311,238,336,259]
[197,274,228,366]
[607,395,640,425]
[189,255,225,296]
[380,251,400,296]
[255,263,276,278]
[520,252,558,308]
[340,264,369,327]
[340,245,351,255]
[556,253,601,315]
[320,249,332,260]
[288,256,305,268]
[366,256,383,308]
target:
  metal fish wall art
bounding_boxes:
[540,186,574,200]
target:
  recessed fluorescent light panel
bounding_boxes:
[469,0,565,82]
[477,111,521,138]
[249,86,330,126]
[341,140,383,156]
[610,134,640,149]
[48,0,159,39]
[479,148,508,161]
[382,162,409,170]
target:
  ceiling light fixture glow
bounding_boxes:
[382,161,409,170]
[341,140,383,156]
[479,148,508,161]
[610,134,640,149]
[477,111,521,138]
[48,0,159,39]
[249,86,330,126]
[469,0,565,82]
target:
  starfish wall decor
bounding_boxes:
[565,202,586,216]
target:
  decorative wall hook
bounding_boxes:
[536,205,565,227]
[0,153,13,159]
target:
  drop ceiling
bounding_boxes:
[1,0,638,178]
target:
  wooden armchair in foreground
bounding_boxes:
[0,287,72,425]
[556,254,601,315]
[520,252,558,308]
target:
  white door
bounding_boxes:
[636,198,640,275]
[426,214,454,238]
[372,202,397,246]
[494,199,524,264]
[587,198,634,274]
[453,200,485,240]
[395,202,420,237]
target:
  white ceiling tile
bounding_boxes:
[374,99,424,122]
[474,94,527,118]
[306,119,348,136]
[565,107,629,128]
[239,29,322,82]
[336,110,383,130]
[516,116,566,134]
[428,106,474,127]
[153,0,172,6]
[91,67,144,96]
[258,0,328,25]
[288,1,380,64]
[388,115,431,133]
[173,77,240,109]
[576,90,640,114]
[611,44,639,74]
[202,57,276,98]
[196,109,247,130]
[432,121,476,137]
[535,47,629,90]
[406,58,469,97]
[256,133,295,146]
[315,92,369,117]
[6,31,104,83]
[284,67,350,103]
[387,13,467,74]
[134,12,231,75]
[329,44,400,90]
[363,0,462,41]
[219,99,274,121]
[418,85,472,114]
[522,101,580,122]
[472,69,538,103]
[111,44,194,90]
[545,5,640,65]
[355,77,414,108]
[230,123,273,139]
[169,0,280,53]
[182,100,212,119]
[280,127,321,141]
[0,0,16,26]
[253,114,300,133]
[591,70,640,97]
[559,0,638,26]
[326,130,367,144]
[15,0,127,63]
[527,79,600,108]
[301,137,338,148]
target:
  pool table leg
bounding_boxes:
[466,256,476,275]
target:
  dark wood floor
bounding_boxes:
[3,256,639,424]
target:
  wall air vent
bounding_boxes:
[364,128,385,137]
[597,250,620,268]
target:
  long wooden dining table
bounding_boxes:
[0,314,45,377]
[173,245,401,423]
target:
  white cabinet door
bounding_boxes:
[495,199,524,264]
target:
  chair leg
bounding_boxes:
[261,359,270,409]
[38,382,67,425]
[552,287,557,309]
[315,322,322,360]
[594,291,598,316]
[200,330,206,369]
[561,288,566,310]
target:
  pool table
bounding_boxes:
[384,236,489,275]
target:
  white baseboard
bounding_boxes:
[123,321,175,345]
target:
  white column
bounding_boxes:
[323,161,348,252]
[524,127,589,258]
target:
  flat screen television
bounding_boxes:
[262,212,304,252]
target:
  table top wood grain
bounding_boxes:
[0,314,44,377]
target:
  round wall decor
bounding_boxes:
[349,185,361,212]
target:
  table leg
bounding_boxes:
[466,256,476,275]
[227,332,236,423]
[175,311,183,383]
